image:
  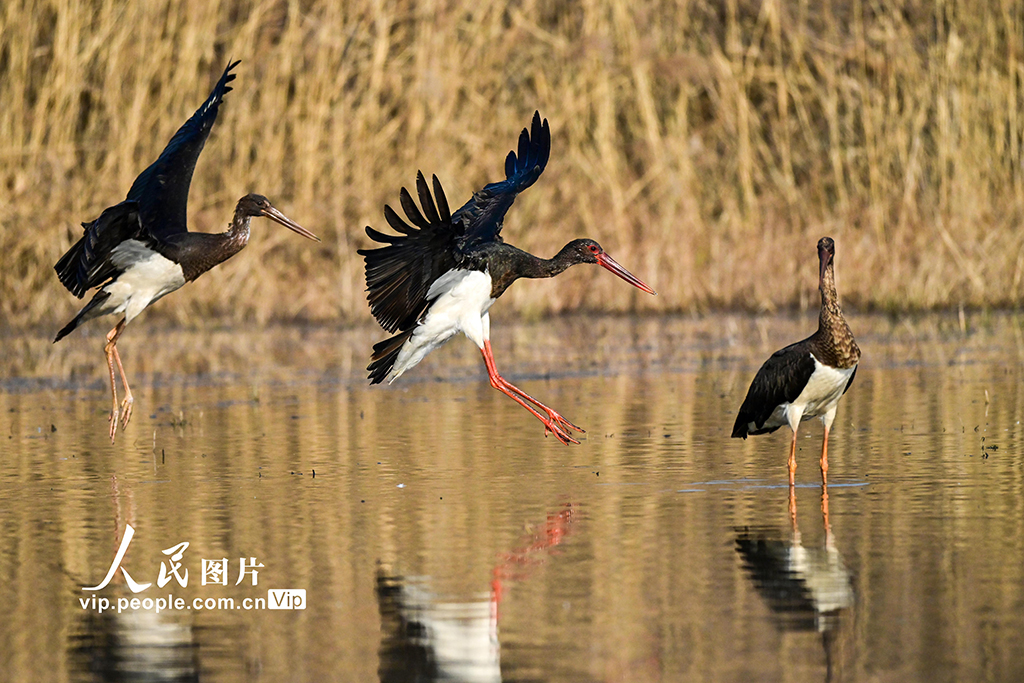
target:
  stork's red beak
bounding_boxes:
[262,205,321,242]
[596,253,657,295]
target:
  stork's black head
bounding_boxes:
[563,238,604,265]
[817,236,835,280]
[236,193,273,217]
[234,193,320,242]
[561,238,656,295]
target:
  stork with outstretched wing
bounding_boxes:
[358,112,656,444]
[54,61,319,442]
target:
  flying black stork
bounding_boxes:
[53,61,319,442]
[358,112,656,444]
[732,237,860,486]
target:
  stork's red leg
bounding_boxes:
[491,372,584,436]
[104,338,119,442]
[819,424,830,486]
[491,374,576,444]
[483,341,583,441]
[104,319,127,442]
[495,376,584,434]
[480,341,583,445]
[482,342,583,433]
[112,344,134,431]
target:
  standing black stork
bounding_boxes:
[358,112,656,445]
[732,237,860,486]
[53,61,319,442]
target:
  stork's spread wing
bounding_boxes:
[732,339,816,438]
[54,201,158,297]
[125,60,239,240]
[358,172,459,333]
[453,111,550,252]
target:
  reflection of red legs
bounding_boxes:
[104,319,131,442]
[787,428,798,487]
[491,503,575,619]
[788,484,798,531]
[820,425,830,486]
[480,340,583,445]
[110,474,138,588]
[821,482,834,548]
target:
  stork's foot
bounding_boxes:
[539,408,584,445]
[540,406,583,436]
[494,377,584,445]
[107,392,133,441]
[120,394,134,430]
[542,417,582,445]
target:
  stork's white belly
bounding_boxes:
[766,357,855,431]
[100,241,186,323]
[387,269,496,382]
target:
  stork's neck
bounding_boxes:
[522,242,582,279]
[818,263,841,328]
[206,209,253,268]
[223,208,253,255]
[176,210,252,282]
[486,243,580,299]
[817,263,860,367]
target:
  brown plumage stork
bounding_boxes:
[732,237,860,485]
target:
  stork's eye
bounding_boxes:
[588,244,599,254]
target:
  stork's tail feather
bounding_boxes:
[54,228,90,298]
[54,290,111,343]
[367,329,414,385]
[731,410,782,438]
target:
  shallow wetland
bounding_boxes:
[1,313,1023,682]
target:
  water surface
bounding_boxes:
[1,314,1023,682]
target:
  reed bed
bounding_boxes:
[2,0,1024,334]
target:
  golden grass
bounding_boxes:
[2,0,1024,334]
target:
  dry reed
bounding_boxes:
[2,0,1024,335]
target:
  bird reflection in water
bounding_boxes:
[69,476,199,682]
[70,610,199,683]
[376,503,576,682]
[735,485,854,682]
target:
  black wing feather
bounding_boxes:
[732,340,816,438]
[54,201,153,298]
[125,60,239,240]
[383,205,416,236]
[432,174,450,220]
[453,111,551,251]
[418,178,441,225]
[842,365,857,394]
[358,172,459,334]
[399,186,432,230]
[365,225,403,244]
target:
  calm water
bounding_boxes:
[1,314,1023,682]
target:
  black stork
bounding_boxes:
[53,61,319,442]
[358,111,656,445]
[732,237,860,486]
